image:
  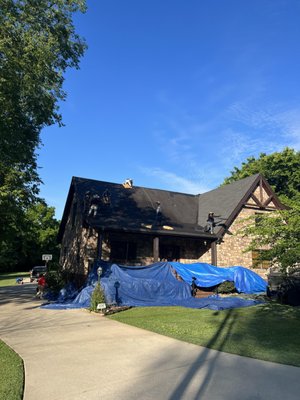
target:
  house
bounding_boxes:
[58,173,285,281]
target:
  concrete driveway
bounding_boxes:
[0,284,299,400]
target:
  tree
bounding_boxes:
[0,1,87,270]
[0,200,60,272]
[223,148,300,202]
[0,0,87,167]
[223,148,300,271]
[241,200,300,272]
[90,283,106,313]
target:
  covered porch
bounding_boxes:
[95,230,218,266]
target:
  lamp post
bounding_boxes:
[114,281,120,305]
[97,266,103,284]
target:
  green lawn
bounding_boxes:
[0,340,24,400]
[109,302,300,367]
[0,272,30,287]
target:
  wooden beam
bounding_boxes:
[153,237,159,263]
[245,203,259,208]
[263,195,274,207]
[259,176,263,203]
[250,193,264,208]
[211,241,217,266]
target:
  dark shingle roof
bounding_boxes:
[58,173,282,241]
[197,174,261,234]
[63,177,209,239]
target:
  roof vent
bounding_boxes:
[123,178,133,189]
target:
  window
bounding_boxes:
[252,250,271,269]
[255,212,264,227]
[110,241,137,262]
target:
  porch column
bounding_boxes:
[153,236,159,262]
[97,230,103,260]
[211,241,217,266]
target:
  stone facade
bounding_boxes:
[60,194,92,276]
[217,207,254,268]
[214,207,272,279]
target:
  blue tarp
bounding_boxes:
[170,262,267,294]
[101,262,191,306]
[43,262,264,310]
[43,285,94,309]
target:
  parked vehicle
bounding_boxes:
[30,266,47,282]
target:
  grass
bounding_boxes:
[109,301,300,367]
[0,272,30,287]
[0,340,24,400]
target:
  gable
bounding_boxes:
[197,174,285,239]
[216,175,286,238]
[197,174,261,236]
[244,177,283,210]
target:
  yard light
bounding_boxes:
[114,280,120,305]
[97,266,103,284]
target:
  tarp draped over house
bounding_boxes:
[170,262,267,294]
[42,262,265,310]
[101,262,191,306]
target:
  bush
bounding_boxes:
[45,270,66,295]
[90,283,106,312]
[47,261,60,272]
[45,267,87,298]
[277,277,300,306]
[215,281,236,294]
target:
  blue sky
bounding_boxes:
[38,0,300,219]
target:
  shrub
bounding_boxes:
[90,283,106,312]
[45,270,66,295]
[277,277,300,306]
[45,267,87,299]
[215,281,236,294]
[47,261,61,272]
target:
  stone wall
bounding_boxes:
[60,194,90,275]
[215,206,271,278]
[216,207,254,268]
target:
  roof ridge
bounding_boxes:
[198,173,261,197]
[72,176,198,197]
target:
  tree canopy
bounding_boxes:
[0,0,87,167]
[0,1,87,271]
[240,202,300,272]
[223,147,300,203]
[223,148,300,271]
[0,200,60,271]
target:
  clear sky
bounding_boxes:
[38,0,300,219]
